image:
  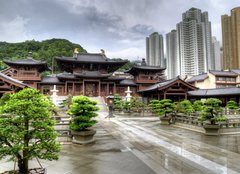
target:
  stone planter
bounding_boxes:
[160,116,171,125]
[203,124,220,136]
[71,129,96,144]
[3,168,46,174]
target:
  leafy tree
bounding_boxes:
[123,101,131,112]
[193,100,203,112]
[227,100,239,110]
[113,94,124,111]
[179,100,194,116]
[199,98,223,124]
[148,100,160,113]
[67,96,99,131]
[0,88,61,173]
[130,97,144,112]
[156,99,175,117]
[0,92,11,106]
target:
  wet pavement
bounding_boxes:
[1,112,240,174]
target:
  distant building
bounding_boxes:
[186,69,240,89]
[221,7,240,69]
[176,7,214,76]
[166,30,179,79]
[146,32,164,67]
[212,37,222,70]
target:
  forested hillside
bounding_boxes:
[0,38,87,69]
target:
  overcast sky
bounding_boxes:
[0,0,239,60]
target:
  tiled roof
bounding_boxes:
[186,73,208,83]
[125,64,165,74]
[40,75,64,84]
[74,71,112,78]
[55,53,128,64]
[119,79,137,86]
[57,72,77,79]
[230,69,240,74]
[0,73,28,88]
[209,70,237,77]
[188,87,240,96]
[139,77,179,92]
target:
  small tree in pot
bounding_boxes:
[0,88,61,173]
[156,99,175,125]
[68,96,99,144]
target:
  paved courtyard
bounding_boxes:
[1,111,240,174]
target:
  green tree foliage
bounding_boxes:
[199,98,224,124]
[130,97,144,112]
[179,100,194,116]
[149,99,175,117]
[117,61,134,72]
[67,96,99,131]
[0,88,61,173]
[193,100,203,112]
[59,94,73,110]
[0,39,87,70]
[0,92,11,106]
[113,94,124,111]
[227,100,239,110]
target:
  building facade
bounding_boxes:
[176,8,214,76]
[166,30,179,79]
[212,36,222,70]
[146,32,164,67]
[221,7,240,69]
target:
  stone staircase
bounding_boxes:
[53,96,108,143]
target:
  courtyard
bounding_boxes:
[1,110,240,174]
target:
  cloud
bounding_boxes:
[0,0,239,59]
[0,16,29,42]
[107,47,145,60]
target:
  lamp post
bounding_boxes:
[106,95,115,118]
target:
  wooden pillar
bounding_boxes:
[163,90,166,99]
[113,83,116,94]
[72,82,75,96]
[107,83,109,96]
[98,81,101,96]
[65,82,67,95]
[83,81,85,96]
[158,92,160,100]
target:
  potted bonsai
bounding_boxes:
[156,99,175,125]
[199,98,224,135]
[226,100,239,115]
[68,96,99,144]
[179,100,194,123]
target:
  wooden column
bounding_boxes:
[107,83,109,96]
[65,82,67,95]
[72,82,75,96]
[83,81,85,96]
[98,81,101,96]
[163,90,166,99]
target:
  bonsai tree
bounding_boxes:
[113,94,124,111]
[199,98,223,124]
[193,100,203,112]
[227,100,238,109]
[68,96,99,131]
[0,88,61,174]
[179,100,194,116]
[156,99,175,117]
[148,99,160,113]
[130,97,144,112]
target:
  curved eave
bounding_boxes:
[125,66,166,74]
[55,57,128,64]
[3,60,50,72]
[73,72,112,79]
[56,74,78,80]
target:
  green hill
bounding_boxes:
[0,38,87,69]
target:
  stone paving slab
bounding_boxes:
[0,123,156,174]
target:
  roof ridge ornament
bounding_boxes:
[73,48,79,59]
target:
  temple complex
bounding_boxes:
[1,52,166,97]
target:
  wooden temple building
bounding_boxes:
[2,51,240,104]
[0,52,166,97]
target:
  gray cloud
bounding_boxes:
[0,0,239,59]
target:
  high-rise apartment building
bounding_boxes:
[166,30,179,79]
[176,8,213,76]
[212,37,222,70]
[146,32,164,66]
[221,7,240,69]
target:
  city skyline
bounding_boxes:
[0,0,239,60]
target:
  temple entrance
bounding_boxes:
[84,82,99,97]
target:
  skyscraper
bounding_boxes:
[176,7,213,76]
[221,7,240,69]
[212,36,222,70]
[146,32,164,67]
[166,30,179,79]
